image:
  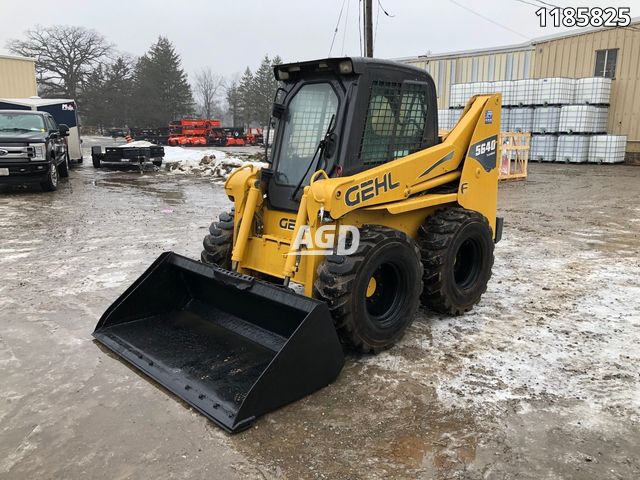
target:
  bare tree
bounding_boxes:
[7,25,113,99]
[194,67,225,119]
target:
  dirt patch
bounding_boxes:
[0,159,639,479]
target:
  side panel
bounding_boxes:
[457,95,501,236]
[0,101,30,110]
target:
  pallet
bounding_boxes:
[499,132,530,181]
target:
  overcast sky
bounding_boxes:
[1,0,638,82]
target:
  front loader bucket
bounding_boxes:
[93,252,344,433]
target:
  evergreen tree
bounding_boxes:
[223,54,283,128]
[226,81,242,127]
[253,55,283,127]
[237,67,255,126]
[83,57,135,128]
[132,37,193,126]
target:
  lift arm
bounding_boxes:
[304,94,501,224]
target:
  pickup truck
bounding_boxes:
[0,110,71,192]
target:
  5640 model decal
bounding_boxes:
[468,136,498,173]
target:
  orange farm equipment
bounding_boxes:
[209,127,263,147]
[168,119,221,146]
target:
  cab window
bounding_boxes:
[275,83,339,186]
[46,116,58,131]
[359,81,429,166]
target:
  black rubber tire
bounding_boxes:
[314,225,423,354]
[200,210,235,269]
[419,207,494,315]
[152,159,163,167]
[40,161,58,192]
[58,154,69,178]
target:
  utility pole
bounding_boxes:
[364,0,373,57]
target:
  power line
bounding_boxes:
[373,0,393,52]
[329,0,348,56]
[373,0,379,52]
[512,0,549,8]
[358,0,363,56]
[377,0,395,18]
[448,0,530,40]
[530,0,561,8]
[341,0,351,55]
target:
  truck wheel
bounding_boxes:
[152,159,163,167]
[58,154,70,178]
[314,226,423,353]
[91,146,102,168]
[419,207,494,315]
[40,162,59,192]
[201,211,234,269]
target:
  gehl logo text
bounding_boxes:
[345,173,400,207]
[279,217,296,231]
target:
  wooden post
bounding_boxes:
[364,0,373,57]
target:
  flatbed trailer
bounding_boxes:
[91,145,165,169]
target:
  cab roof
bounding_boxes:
[274,56,430,81]
[0,109,47,115]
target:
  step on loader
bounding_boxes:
[94,57,504,432]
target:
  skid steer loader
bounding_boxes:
[93,57,503,432]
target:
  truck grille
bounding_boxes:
[0,145,34,162]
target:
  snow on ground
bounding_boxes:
[81,136,267,180]
[162,146,267,179]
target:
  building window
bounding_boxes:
[594,49,618,79]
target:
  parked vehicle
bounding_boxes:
[107,128,127,138]
[91,144,164,169]
[93,56,504,432]
[0,110,70,191]
[129,127,170,145]
[0,98,83,164]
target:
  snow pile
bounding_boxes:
[162,146,267,179]
[119,140,155,148]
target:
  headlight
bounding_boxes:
[28,143,46,160]
[338,60,353,74]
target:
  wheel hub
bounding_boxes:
[50,163,58,186]
[366,277,377,298]
[365,263,402,327]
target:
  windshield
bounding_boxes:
[0,112,46,132]
[275,83,338,186]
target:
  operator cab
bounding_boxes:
[265,57,438,212]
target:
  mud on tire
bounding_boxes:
[314,225,423,354]
[201,210,234,269]
[419,207,494,315]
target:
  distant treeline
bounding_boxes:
[7,25,281,129]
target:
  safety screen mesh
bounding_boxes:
[396,85,427,157]
[276,83,338,185]
[284,86,337,157]
[359,81,427,166]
